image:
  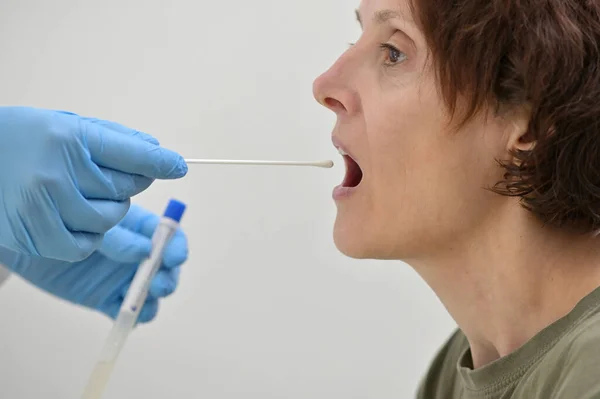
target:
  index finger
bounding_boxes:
[82,118,188,180]
[119,205,188,268]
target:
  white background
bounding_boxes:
[0,1,455,398]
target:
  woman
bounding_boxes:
[313,0,600,397]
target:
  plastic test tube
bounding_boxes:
[81,199,187,399]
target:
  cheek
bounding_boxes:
[363,100,504,254]
[366,91,446,202]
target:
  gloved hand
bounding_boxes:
[0,106,188,262]
[0,204,188,323]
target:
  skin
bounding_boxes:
[313,0,600,369]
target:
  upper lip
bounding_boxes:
[332,136,356,161]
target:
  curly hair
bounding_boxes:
[410,0,600,232]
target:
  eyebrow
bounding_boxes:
[355,9,410,27]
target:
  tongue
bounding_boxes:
[343,155,363,188]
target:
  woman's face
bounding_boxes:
[313,0,514,260]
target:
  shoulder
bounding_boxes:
[559,310,600,370]
[416,329,468,399]
[537,312,600,398]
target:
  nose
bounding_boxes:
[313,53,361,116]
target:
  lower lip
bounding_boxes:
[333,185,358,200]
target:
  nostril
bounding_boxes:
[324,97,347,113]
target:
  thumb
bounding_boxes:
[99,225,151,263]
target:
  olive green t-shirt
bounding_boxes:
[417,286,600,399]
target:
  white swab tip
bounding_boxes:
[317,160,335,168]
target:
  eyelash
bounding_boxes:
[379,43,407,66]
[347,42,407,66]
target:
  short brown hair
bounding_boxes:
[411,0,600,232]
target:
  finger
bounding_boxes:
[18,209,99,262]
[82,119,188,180]
[55,111,161,146]
[162,230,188,269]
[118,204,188,273]
[25,184,104,261]
[57,196,130,235]
[137,298,159,324]
[120,205,185,239]
[83,118,161,146]
[99,225,152,263]
[38,165,129,237]
[148,267,181,299]
[77,166,153,201]
[118,265,180,299]
[102,298,159,324]
[118,205,159,234]
[119,207,187,269]
[55,111,160,145]
[67,232,105,261]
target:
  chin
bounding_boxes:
[333,219,385,259]
[332,216,418,261]
[334,237,368,259]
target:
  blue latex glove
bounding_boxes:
[0,205,188,323]
[0,106,188,262]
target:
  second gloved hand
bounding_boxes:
[0,205,188,323]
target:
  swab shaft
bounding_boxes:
[184,159,334,168]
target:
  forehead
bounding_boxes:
[358,0,415,26]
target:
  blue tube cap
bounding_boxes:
[163,199,187,222]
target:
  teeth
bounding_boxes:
[337,147,348,156]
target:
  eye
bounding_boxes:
[380,43,407,65]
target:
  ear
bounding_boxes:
[505,105,534,154]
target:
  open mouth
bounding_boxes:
[341,152,363,188]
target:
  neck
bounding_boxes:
[410,203,600,369]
